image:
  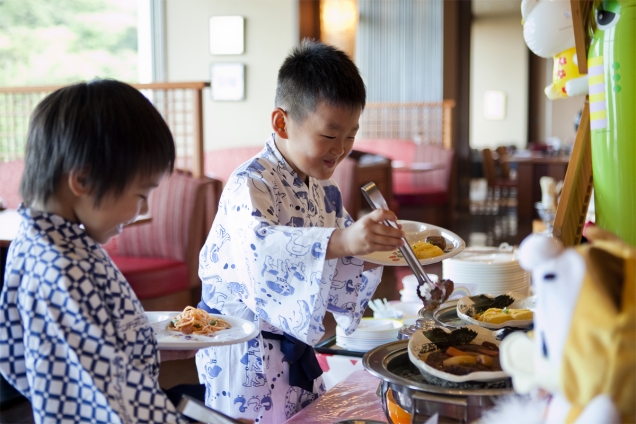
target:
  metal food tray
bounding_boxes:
[363,340,513,423]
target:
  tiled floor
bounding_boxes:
[0,194,533,423]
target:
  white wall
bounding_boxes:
[165,0,297,150]
[470,14,528,150]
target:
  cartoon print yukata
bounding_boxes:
[197,135,383,422]
[0,207,187,424]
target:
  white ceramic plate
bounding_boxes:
[456,293,536,330]
[146,311,260,350]
[356,220,465,266]
[408,325,508,382]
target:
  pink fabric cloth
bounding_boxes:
[204,146,263,185]
[282,370,386,423]
[0,160,24,209]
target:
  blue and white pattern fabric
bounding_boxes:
[196,135,383,422]
[0,207,187,424]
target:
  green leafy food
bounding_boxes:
[467,294,515,316]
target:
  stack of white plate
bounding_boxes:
[335,318,402,352]
[442,247,531,296]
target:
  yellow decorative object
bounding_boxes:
[546,47,581,100]
[500,229,635,423]
[561,230,636,424]
[521,0,588,100]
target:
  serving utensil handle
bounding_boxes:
[360,182,435,290]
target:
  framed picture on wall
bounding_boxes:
[209,16,244,55]
[210,63,245,101]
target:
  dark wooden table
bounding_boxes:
[509,153,570,222]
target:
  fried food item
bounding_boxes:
[422,342,502,375]
[411,242,444,260]
[425,236,447,251]
[475,307,534,324]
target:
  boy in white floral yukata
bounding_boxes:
[0,80,195,423]
[196,40,405,423]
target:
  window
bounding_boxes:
[0,0,138,86]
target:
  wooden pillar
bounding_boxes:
[192,88,204,178]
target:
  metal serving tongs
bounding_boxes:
[361,182,454,311]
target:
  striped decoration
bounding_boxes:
[588,55,606,130]
[355,0,443,103]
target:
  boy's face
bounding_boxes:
[275,101,361,182]
[74,171,165,244]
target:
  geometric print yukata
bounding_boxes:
[197,135,383,422]
[0,207,187,424]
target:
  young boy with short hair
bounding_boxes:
[196,40,405,422]
[0,80,189,423]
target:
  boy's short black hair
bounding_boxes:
[275,39,366,122]
[20,79,175,206]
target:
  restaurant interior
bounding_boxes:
[0,0,634,423]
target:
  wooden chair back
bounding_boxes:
[481,148,498,188]
[496,146,512,179]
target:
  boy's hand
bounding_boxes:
[327,209,404,259]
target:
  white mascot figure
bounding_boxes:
[483,227,635,423]
[521,0,588,99]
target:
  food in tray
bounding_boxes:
[168,306,231,335]
[421,341,502,376]
[465,294,515,318]
[411,241,444,260]
[475,307,533,324]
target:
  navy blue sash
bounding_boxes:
[197,300,322,393]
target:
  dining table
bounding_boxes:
[0,208,21,248]
[0,208,152,248]
[508,152,571,222]
[391,161,445,173]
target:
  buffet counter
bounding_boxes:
[283,370,386,423]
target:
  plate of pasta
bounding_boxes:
[356,220,466,266]
[146,307,260,350]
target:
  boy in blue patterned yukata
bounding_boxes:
[196,40,405,422]
[0,80,193,423]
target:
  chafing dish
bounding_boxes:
[363,340,513,424]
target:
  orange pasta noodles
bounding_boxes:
[168,306,231,335]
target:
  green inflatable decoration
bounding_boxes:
[588,0,636,246]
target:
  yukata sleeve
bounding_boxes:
[326,258,383,335]
[200,177,341,346]
[324,203,384,335]
[19,273,187,424]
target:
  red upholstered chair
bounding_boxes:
[104,170,222,311]
[204,146,263,186]
[331,150,393,220]
[0,160,25,209]
[354,139,454,225]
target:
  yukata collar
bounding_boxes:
[265,134,308,188]
[18,204,101,251]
